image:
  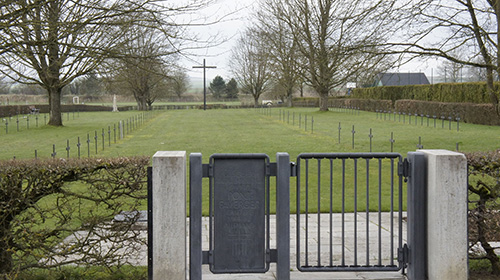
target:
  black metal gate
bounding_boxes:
[187,152,426,280]
[295,153,405,272]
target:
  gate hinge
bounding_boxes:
[398,244,409,268]
[398,158,409,181]
[268,249,278,263]
[290,162,297,177]
[268,162,277,176]
[202,250,212,264]
[202,164,212,177]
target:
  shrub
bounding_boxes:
[352,82,498,104]
[0,105,118,118]
[395,100,500,125]
[0,157,149,279]
[467,150,500,276]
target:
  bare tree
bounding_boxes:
[254,0,302,107]
[438,59,465,83]
[169,70,190,98]
[273,0,396,111]
[0,0,217,125]
[230,28,273,107]
[385,0,500,113]
[106,25,179,110]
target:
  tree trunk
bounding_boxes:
[286,88,293,107]
[254,96,259,108]
[485,68,500,116]
[48,87,63,126]
[134,95,147,111]
[319,92,329,111]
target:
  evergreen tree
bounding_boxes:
[209,75,226,99]
[225,78,239,99]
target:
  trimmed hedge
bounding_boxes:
[395,100,500,126]
[293,97,393,112]
[292,97,393,111]
[292,97,499,125]
[0,104,121,118]
[351,82,498,104]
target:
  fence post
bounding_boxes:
[152,151,187,280]
[406,152,426,280]
[189,153,203,280]
[276,152,290,280]
[420,150,467,280]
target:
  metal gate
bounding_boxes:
[295,153,405,272]
[188,152,426,280]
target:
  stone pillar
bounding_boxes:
[152,151,186,280]
[420,150,467,280]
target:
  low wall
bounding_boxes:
[292,97,500,126]
[0,104,114,117]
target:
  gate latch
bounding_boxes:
[398,244,409,268]
[398,158,410,182]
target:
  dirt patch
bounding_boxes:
[469,271,500,280]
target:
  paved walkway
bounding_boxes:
[193,212,407,280]
[63,212,407,280]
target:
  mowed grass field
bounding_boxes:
[3,107,500,214]
[3,107,500,160]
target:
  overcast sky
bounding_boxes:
[181,0,256,80]
[181,0,440,83]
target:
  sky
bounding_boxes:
[180,0,256,80]
[180,0,441,84]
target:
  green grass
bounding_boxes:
[4,107,500,160]
[3,107,500,215]
[0,111,155,159]
[3,107,500,278]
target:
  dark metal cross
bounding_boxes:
[417,136,423,149]
[390,132,395,152]
[192,59,217,111]
[369,128,373,152]
[338,122,341,144]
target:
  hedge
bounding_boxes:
[292,97,393,111]
[351,82,498,104]
[0,157,149,279]
[0,104,118,118]
[395,100,500,126]
[292,97,500,125]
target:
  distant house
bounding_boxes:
[375,73,430,86]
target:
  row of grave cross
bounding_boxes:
[11,112,151,160]
[260,107,462,152]
[1,111,81,134]
[375,110,461,131]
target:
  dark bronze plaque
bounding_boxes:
[211,157,267,273]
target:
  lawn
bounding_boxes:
[2,107,491,215]
[99,107,500,159]
[3,107,499,160]
[3,107,499,279]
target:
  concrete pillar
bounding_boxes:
[152,151,186,280]
[420,150,467,280]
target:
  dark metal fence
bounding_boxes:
[295,153,405,272]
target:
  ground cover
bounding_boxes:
[3,107,499,278]
[3,108,500,214]
[0,111,155,159]
[4,107,499,160]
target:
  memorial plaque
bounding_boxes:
[211,156,268,273]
